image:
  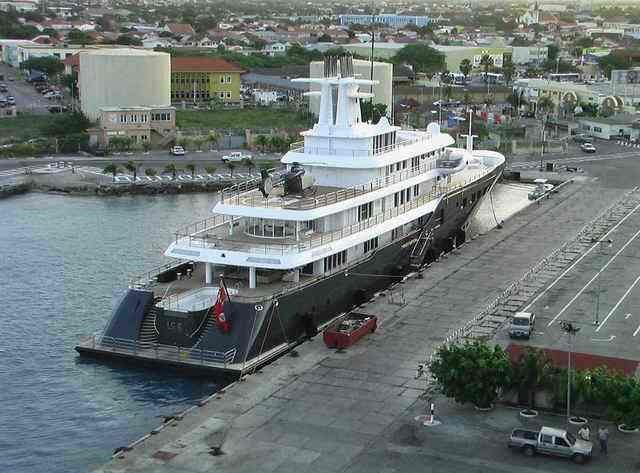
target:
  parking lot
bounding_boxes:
[0,63,65,115]
[495,195,640,370]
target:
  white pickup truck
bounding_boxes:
[221,151,252,163]
[508,426,592,464]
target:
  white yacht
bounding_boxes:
[77,55,505,375]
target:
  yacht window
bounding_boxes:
[392,227,400,240]
[394,192,399,207]
[405,188,411,202]
[413,184,420,197]
[364,237,379,253]
[358,202,373,222]
[402,160,407,169]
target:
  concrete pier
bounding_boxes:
[94,179,630,473]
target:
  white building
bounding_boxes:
[79,49,171,121]
[511,46,548,65]
[338,14,430,28]
[0,0,38,12]
[308,59,393,118]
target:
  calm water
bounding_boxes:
[0,192,225,473]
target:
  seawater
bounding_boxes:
[0,192,224,473]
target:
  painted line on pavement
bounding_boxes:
[522,200,640,316]
[634,325,640,337]
[625,313,632,320]
[546,225,640,327]
[595,273,640,333]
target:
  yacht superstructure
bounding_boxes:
[76,55,505,375]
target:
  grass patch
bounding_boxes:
[175,108,313,131]
[0,114,50,142]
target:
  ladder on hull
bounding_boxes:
[410,225,435,269]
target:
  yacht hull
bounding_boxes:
[76,164,503,376]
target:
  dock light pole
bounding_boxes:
[590,239,612,326]
[560,321,580,424]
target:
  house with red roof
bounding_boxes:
[165,23,196,37]
[170,56,245,104]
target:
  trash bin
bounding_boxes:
[546,162,554,172]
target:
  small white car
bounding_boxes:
[580,143,596,153]
[222,151,252,163]
[509,311,535,339]
[170,145,185,156]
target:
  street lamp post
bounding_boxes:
[560,321,580,424]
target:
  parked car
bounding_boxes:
[222,151,252,163]
[508,426,592,464]
[580,143,596,153]
[48,105,68,113]
[572,134,591,144]
[0,98,7,108]
[7,96,15,105]
[508,311,535,339]
[170,145,185,156]
[0,84,7,93]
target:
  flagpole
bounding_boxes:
[220,275,232,302]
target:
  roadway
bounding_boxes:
[0,63,58,115]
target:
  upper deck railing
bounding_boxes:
[288,133,434,158]
[222,159,440,210]
[174,167,494,256]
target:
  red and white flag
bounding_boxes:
[212,283,231,333]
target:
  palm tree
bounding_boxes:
[255,135,268,152]
[145,167,157,177]
[480,54,494,83]
[204,165,217,175]
[164,163,177,180]
[502,58,516,86]
[243,158,256,174]
[459,58,472,79]
[142,141,151,154]
[225,161,235,178]
[124,160,139,183]
[185,163,196,178]
[207,132,219,151]
[102,163,119,182]
[537,95,555,166]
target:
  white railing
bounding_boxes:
[176,169,494,256]
[95,334,237,365]
[288,133,433,157]
[223,160,439,209]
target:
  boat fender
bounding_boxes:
[113,446,132,455]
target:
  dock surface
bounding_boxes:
[94,179,637,473]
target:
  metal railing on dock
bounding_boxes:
[90,334,237,366]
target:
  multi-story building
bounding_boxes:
[338,14,430,28]
[88,106,176,148]
[170,57,244,105]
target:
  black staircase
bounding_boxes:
[192,315,216,350]
[138,306,160,347]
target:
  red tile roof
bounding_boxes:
[64,53,79,67]
[166,23,196,35]
[170,57,245,73]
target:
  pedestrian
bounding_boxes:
[578,424,590,441]
[598,426,609,455]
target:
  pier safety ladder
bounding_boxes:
[410,226,435,269]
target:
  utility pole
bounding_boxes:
[560,321,580,424]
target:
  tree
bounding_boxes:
[599,51,637,79]
[459,58,472,78]
[361,102,388,124]
[20,57,64,77]
[317,33,332,43]
[44,112,92,137]
[145,168,157,177]
[185,163,196,177]
[480,54,494,82]
[193,136,206,151]
[67,29,94,44]
[207,131,219,150]
[441,71,454,101]
[502,57,515,86]
[430,340,512,408]
[511,348,551,411]
[42,28,59,39]
[255,134,268,152]
[392,44,446,76]
[124,160,139,182]
[226,161,235,177]
[142,141,151,153]
[204,165,217,175]
[241,158,255,173]
[103,163,119,182]
[164,163,178,180]
[115,34,142,46]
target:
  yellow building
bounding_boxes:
[170,57,244,104]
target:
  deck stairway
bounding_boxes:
[138,306,160,347]
[191,314,215,350]
[410,226,435,268]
